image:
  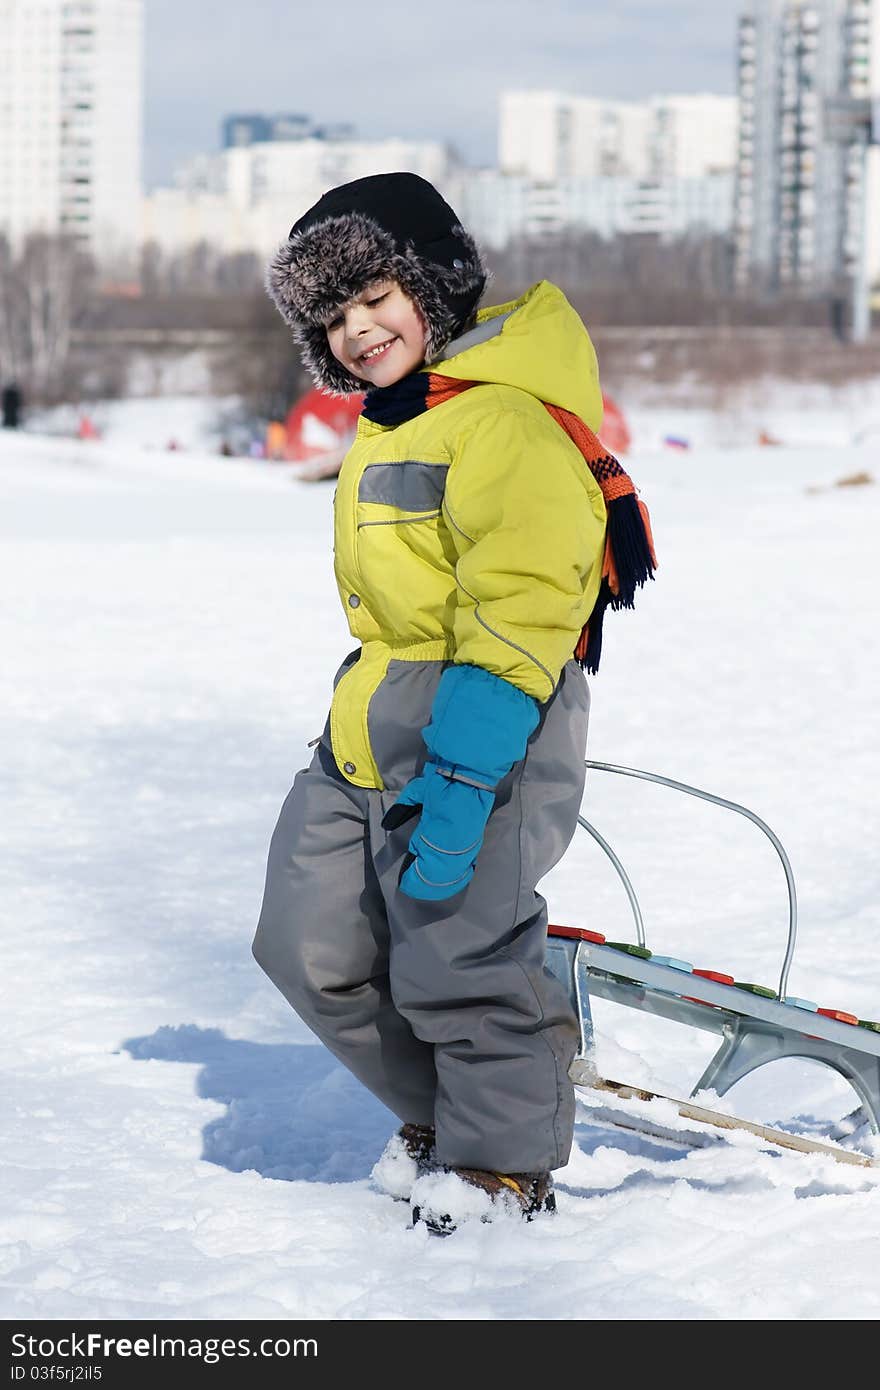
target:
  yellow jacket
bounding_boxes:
[329,279,607,789]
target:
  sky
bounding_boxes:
[143,0,744,189]
[2,382,880,1319]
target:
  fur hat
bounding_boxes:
[265,172,489,395]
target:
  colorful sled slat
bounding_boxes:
[859,1020,880,1033]
[817,1007,859,1025]
[547,925,606,944]
[734,982,777,999]
[783,996,819,1012]
[603,940,652,986]
[650,956,693,972]
[649,955,694,996]
[683,967,735,1006]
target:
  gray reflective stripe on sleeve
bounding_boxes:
[441,498,475,544]
[454,574,556,693]
[435,766,497,793]
[359,461,449,510]
[442,500,555,694]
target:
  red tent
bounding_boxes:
[284,388,364,464]
[598,393,631,456]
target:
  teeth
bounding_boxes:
[362,340,393,361]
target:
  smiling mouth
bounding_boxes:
[359,338,396,364]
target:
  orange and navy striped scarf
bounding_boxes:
[362,371,657,674]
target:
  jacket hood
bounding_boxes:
[429,280,603,431]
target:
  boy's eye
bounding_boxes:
[325,289,387,331]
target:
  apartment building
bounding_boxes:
[499,89,738,181]
[0,0,143,267]
[458,88,738,247]
[733,0,880,291]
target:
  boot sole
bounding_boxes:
[411,1191,556,1235]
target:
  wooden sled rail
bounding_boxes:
[584,1076,880,1170]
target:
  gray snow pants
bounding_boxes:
[253,656,589,1174]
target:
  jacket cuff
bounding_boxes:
[422,664,540,784]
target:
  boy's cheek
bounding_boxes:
[327,336,353,370]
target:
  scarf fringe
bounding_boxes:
[577,584,610,675]
[607,493,656,610]
[575,495,656,674]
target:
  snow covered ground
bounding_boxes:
[2,391,879,1321]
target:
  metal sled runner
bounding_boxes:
[545,759,880,1164]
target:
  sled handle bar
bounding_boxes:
[579,759,798,1002]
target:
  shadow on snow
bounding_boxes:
[122,1023,398,1184]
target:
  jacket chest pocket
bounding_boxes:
[353,460,456,624]
[357,460,449,522]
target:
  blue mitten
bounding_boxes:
[382,665,540,901]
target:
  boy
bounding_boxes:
[254,172,654,1235]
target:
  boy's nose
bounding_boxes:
[346,319,376,350]
[344,308,371,336]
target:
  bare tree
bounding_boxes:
[211,283,312,424]
[0,236,22,384]
[0,232,96,402]
[137,240,264,299]
[489,228,845,330]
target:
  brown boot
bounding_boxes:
[410,1166,555,1235]
[370,1123,437,1201]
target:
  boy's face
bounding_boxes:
[324,280,427,387]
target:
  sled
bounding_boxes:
[546,760,880,1168]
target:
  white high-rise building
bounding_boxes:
[499,91,653,179]
[0,0,143,267]
[648,94,741,179]
[499,90,738,182]
[482,89,738,249]
[734,0,880,292]
[0,0,63,247]
[457,170,735,249]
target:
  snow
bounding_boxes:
[2,389,879,1321]
[24,394,242,453]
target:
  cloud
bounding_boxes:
[143,0,742,187]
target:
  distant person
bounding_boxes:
[2,381,22,429]
[253,173,657,1236]
[265,419,287,461]
[77,413,100,441]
